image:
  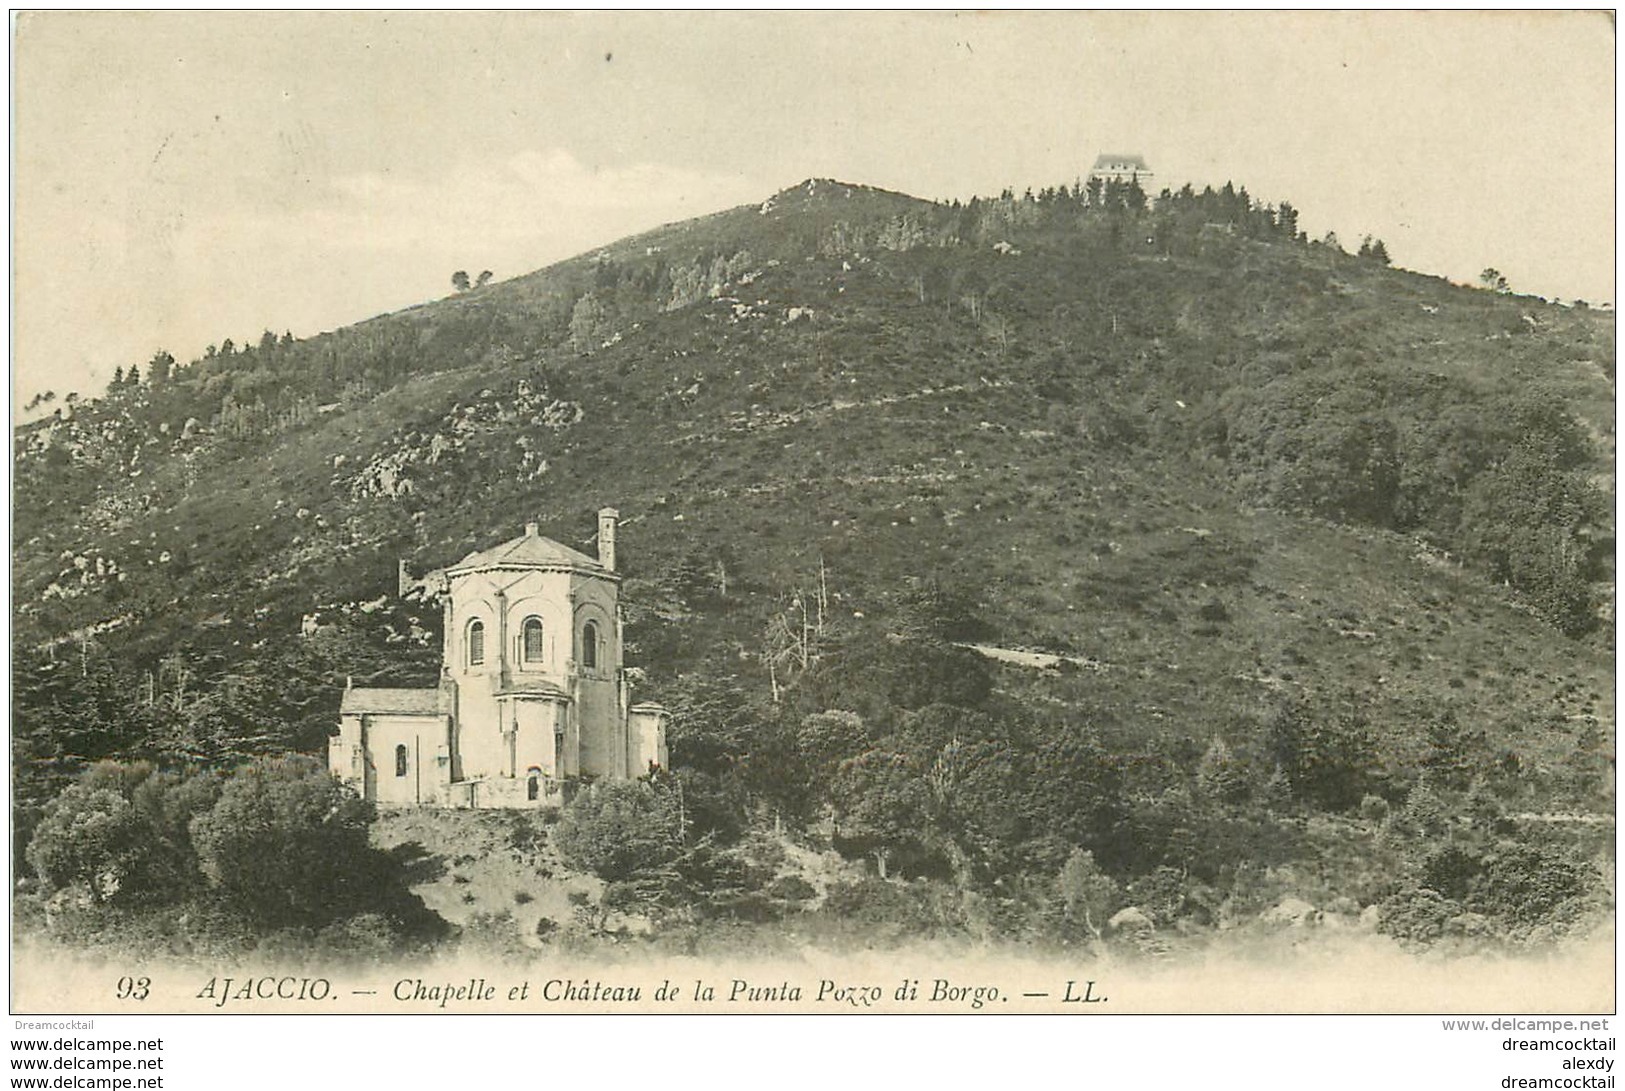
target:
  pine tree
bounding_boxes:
[1277,201,1299,239]
[1356,237,1391,265]
[1125,179,1148,213]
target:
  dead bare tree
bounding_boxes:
[762,557,833,702]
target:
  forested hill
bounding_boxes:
[13,177,1615,945]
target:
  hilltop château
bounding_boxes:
[329,509,669,808]
[1089,153,1153,192]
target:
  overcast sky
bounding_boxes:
[12,10,1615,411]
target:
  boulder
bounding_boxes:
[1260,897,1321,928]
[1108,906,1155,933]
[1445,912,1492,937]
[1321,896,1362,930]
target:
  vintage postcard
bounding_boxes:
[10,10,1615,1018]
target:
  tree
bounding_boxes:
[1357,236,1390,264]
[1377,887,1461,947]
[25,786,147,903]
[761,563,833,701]
[1476,843,1598,925]
[1195,735,1252,805]
[1021,726,1129,867]
[554,779,683,882]
[1226,380,1402,527]
[148,350,174,386]
[830,750,935,878]
[919,732,1025,881]
[1056,848,1119,945]
[110,366,125,391]
[568,291,607,350]
[189,755,381,928]
[952,267,990,323]
[1265,699,1379,812]
[1084,175,1104,208]
[451,270,472,292]
[1479,268,1510,292]
[126,769,224,892]
[796,710,870,786]
[24,757,433,945]
[1306,413,1401,526]
[475,270,494,289]
[1124,179,1148,214]
[22,760,222,905]
[1276,201,1299,239]
[1460,443,1605,634]
[1421,715,1484,792]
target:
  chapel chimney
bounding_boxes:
[525,521,539,538]
[598,507,618,573]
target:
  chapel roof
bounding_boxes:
[494,681,572,700]
[340,687,446,716]
[449,524,605,573]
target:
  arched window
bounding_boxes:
[394,744,408,778]
[522,617,544,664]
[467,619,485,667]
[581,620,599,670]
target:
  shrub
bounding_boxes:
[25,788,148,904]
[1459,446,1605,635]
[507,814,547,856]
[25,763,222,906]
[1377,887,1462,947]
[1357,794,1390,824]
[764,875,817,902]
[829,750,938,879]
[1125,866,1193,927]
[189,755,419,931]
[554,779,683,882]
[820,877,959,936]
[458,911,528,960]
[1056,849,1119,940]
[1265,701,1380,812]
[1475,843,1599,925]
[1419,844,1483,903]
[310,913,400,965]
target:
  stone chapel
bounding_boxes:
[328,508,669,808]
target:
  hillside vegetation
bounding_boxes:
[13,176,1614,962]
